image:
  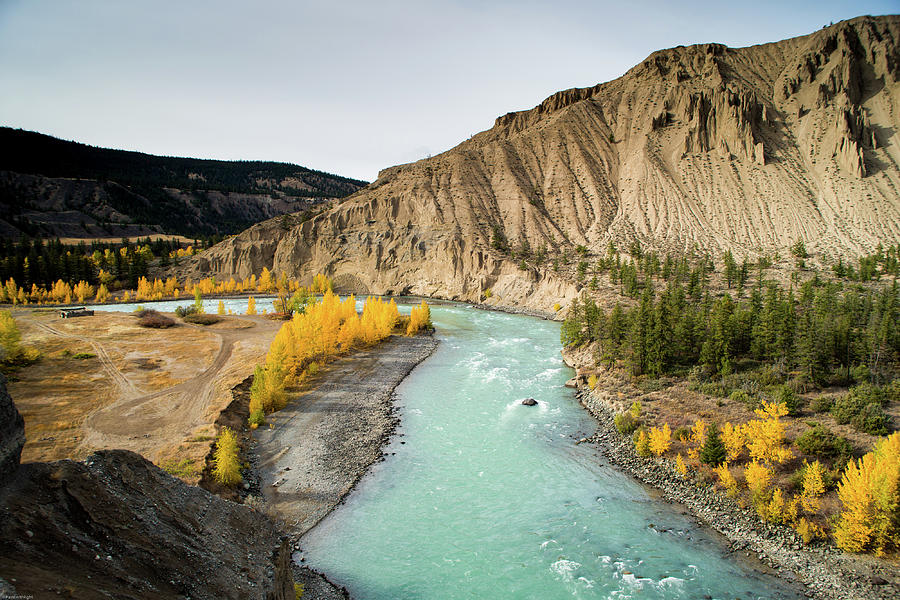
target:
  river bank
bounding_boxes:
[571,379,899,600]
[247,333,438,597]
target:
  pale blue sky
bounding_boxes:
[0,1,896,181]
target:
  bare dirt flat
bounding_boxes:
[252,334,437,536]
[8,309,282,480]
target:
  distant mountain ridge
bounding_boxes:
[178,16,900,311]
[0,127,366,239]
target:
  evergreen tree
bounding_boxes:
[700,423,727,466]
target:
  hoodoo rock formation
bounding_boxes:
[178,16,900,311]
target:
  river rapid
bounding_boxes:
[296,304,801,600]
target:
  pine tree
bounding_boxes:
[699,422,726,466]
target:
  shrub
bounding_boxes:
[248,408,266,428]
[138,312,175,328]
[850,364,871,384]
[851,403,890,436]
[809,396,833,413]
[832,383,891,427]
[0,310,22,361]
[675,453,688,477]
[174,305,199,318]
[615,412,641,435]
[634,429,651,457]
[795,424,852,459]
[212,427,242,486]
[772,385,801,416]
[673,426,692,442]
[795,518,824,544]
[183,313,221,326]
[161,458,199,479]
[72,352,96,359]
[729,389,753,407]
[698,381,730,398]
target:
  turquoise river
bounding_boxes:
[96,298,802,599]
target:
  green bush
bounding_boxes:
[72,352,96,359]
[615,412,641,435]
[851,403,890,435]
[831,383,889,425]
[183,313,221,326]
[795,424,852,459]
[772,385,801,416]
[174,305,199,318]
[729,389,754,407]
[849,364,871,384]
[248,409,266,427]
[698,381,730,398]
[809,396,833,414]
[673,426,692,442]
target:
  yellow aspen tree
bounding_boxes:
[715,462,739,497]
[648,423,672,456]
[217,300,226,315]
[634,430,651,457]
[687,419,707,463]
[794,518,824,544]
[721,421,745,461]
[834,432,900,554]
[95,284,110,303]
[800,460,826,513]
[246,296,257,315]
[745,461,771,502]
[760,488,786,523]
[675,453,688,477]
[212,427,241,486]
[743,400,792,465]
[0,311,21,359]
[258,267,274,292]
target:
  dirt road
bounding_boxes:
[11,311,281,467]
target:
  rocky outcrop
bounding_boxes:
[0,373,23,486]
[0,375,294,599]
[177,16,900,310]
[0,449,294,599]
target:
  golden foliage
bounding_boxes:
[635,430,651,457]
[587,374,598,390]
[758,487,786,524]
[406,301,431,335]
[743,401,792,465]
[675,453,688,477]
[648,423,672,456]
[246,296,257,315]
[721,421,745,462]
[800,460,826,513]
[834,432,900,555]
[715,462,739,497]
[690,419,707,449]
[744,460,771,501]
[212,427,241,486]
[0,311,22,359]
[795,517,825,544]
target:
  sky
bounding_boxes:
[0,1,896,182]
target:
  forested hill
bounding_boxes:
[0,127,367,239]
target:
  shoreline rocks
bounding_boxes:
[574,385,900,600]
